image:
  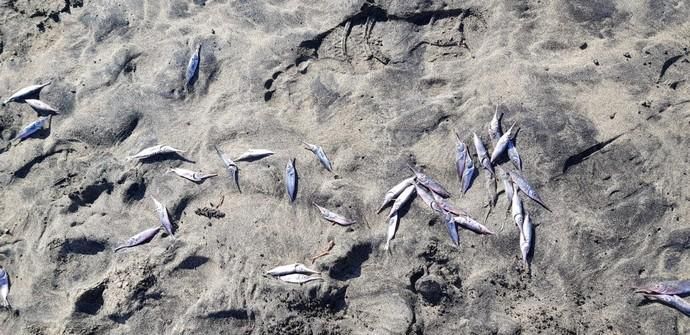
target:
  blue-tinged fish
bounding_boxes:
[185,44,201,91]
[285,158,297,202]
[462,153,476,194]
[214,145,240,192]
[443,211,460,247]
[409,164,450,198]
[151,196,174,239]
[507,140,522,171]
[0,268,9,309]
[473,132,494,176]
[490,122,516,163]
[15,116,50,141]
[641,294,690,316]
[113,227,160,252]
[303,141,333,172]
[508,170,551,212]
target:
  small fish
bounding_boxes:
[409,165,450,198]
[25,99,59,115]
[454,215,494,235]
[455,134,467,188]
[313,203,356,226]
[507,140,522,171]
[234,149,274,162]
[415,183,436,210]
[508,170,551,212]
[185,44,201,91]
[490,122,516,163]
[473,132,494,176]
[488,106,503,142]
[113,227,160,252]
[641,294,690,316]
[169,168,217,182]
[486,175,498,208]
[3,82,51,104]
[635,280,690,296]
[0,268,9,309]
[377,177,415,213]
[214,145,240,192]
[285,158,297,202]
[511,185,524,236]
[15,116,50,141]
[387,184,416,218]
[520,213,534,271]
[432,192,466,216]
[266,263,320,276]
[384,213,398,251]
[442,211,460,247]
[303,141,333,172]
[276,273,323,284]
[128,145,184,161]
[462,154,476,194]
[151,196,174,238]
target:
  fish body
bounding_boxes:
[0,268,9,308]
[377,177,415,213]
[508,170,551,211]
[114,227,160,252]
[507,140,522,171]
[520,213,534,271]
[128,145,184,160]
[385,214,398,251]
[185,44,201,90]
[214,145,240,191]
[25,99,59,115]
[454,215,494,235]
[409,165,450,198]
[3,82,51,104]
[387,185,416,218]
[303,141,333,172]
[15,116,49,141]
[234,149,274,162]
[642,294,690,316]
[490,122,515,163]
[415,183,436,210]
[473,132,494,176]
[635,280,690,296]
[285,158,297,202]
[151,196,174,238]
[496,167,514,210]
[455,137,467,187]
[486,175,498,208]
[266,263,319,276]
[170,168,217,182]
[488,106,503,142]
[276,273,323,284]
[443,211,460,247]
[432,192,466,216]
[313,203,355,226]
[511,186,524,236]
[462,154,476,194]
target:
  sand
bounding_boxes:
[0,0,689,334]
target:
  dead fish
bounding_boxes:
[303,141,333,172]
[384,213,398,251]
[455,134,468,189]
[285,158,297,202]
[377,177,415,213]
[454,215,494,235]
[432,192,466,216]
[113,227,160,252]
[496,166,514,211]
[511,185,524,236]
[214,145,240,191]
[635,280,690,296]
[169,167,217,182]
[508,170,551,212]
[641,294,690,316]
[387,184,416,218]
[473,132,494,176]
[409,165,450,198]
[507,140,522,171]
[0,268,9,309]
[25,99,59,115]
[266,263,320,276]
[313,203,356,226]
[488,106,503,142]
[485,175,498,208]
[490,122,516,163]
[462,153,476,194]
[442,211,460,247]
[234,149,274,162]
[185,44,201,91]
[520,212,534,271]
[15,116,50,141]
[3,81,51,104]
[151,196,174,239]
[128,145,184,161]
[415,183,436,210]
[276,273,323,284]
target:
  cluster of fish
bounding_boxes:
[265,263,323,284]
[2,82,59,143]
[635,280,690,316]
[113,196,175,252]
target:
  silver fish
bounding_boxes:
[151,196,174,239]
[488,105,503,142]
[169,167,217,182]
[508,170,551,211]
[520,213,534,271]
[387,184,416,218]
[415,183,436,210]
[185,44,201,91]
[473,132,494,176]
[455,134,467,189]
[443,211,460,247]
[496,166,514,211]
[234,149,274,162]
[384,213,398,251]
[454,215,494,235]
[114,227,160,252]
[285,158,297,202]
[409,165,450,198]
[507,140,522,171]
[490,122,516,163]
[486,175,498,208]
[641,294,690,316]
[15,116,50,141]
[432,192,466,216]
[377,177,415,213]
[276,273,323,284]
[511,185,524,236]
[0,268,9,309]
[214,145,240,191]
[303,141,333,172]
[128,145,184,160]
[266,263,320,276]
[3,82,51,104]
[313,203,356,226]
[25,99,59,115]
[462,154,476,194]
[635,280,690,296]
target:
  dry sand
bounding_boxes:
[0,0,689,334]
